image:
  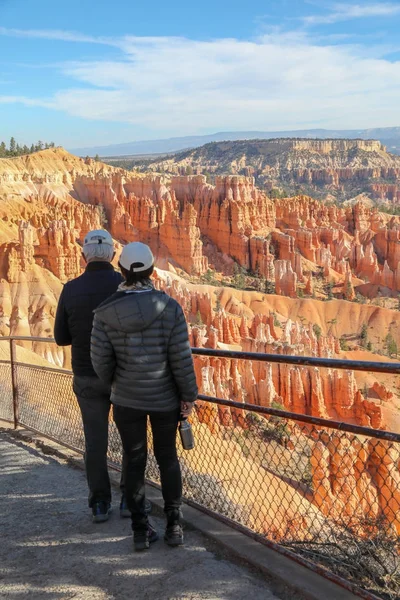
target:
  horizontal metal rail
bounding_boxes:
[2,335,399,374]
[14,361,73,377]
[192,347,400,374]
[8,363,400,442]
[2,335,400,440]
[0,336,56,342]
[197,394,400,442]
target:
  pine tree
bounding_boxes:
[345,279,353,300]
[2,139,55,157]
[232,263,246,289]
[9,137,16,154]
[385,333,398,357]
[214,297,222,313]
[360,324,368,347]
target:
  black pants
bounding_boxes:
[113,405,182,531]
[73,375,127,507]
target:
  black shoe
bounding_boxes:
[164,523,184,547]
[133,523,159,552]
[164,508,184,546]
[92,501,112,523]
[119,496,153,518]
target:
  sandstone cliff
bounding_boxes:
[1,147,400,540]
[131,138,400,203]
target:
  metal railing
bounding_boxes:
[0,335,399,600]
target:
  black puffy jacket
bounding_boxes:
[54,262,123,376]
[90,289,198,412]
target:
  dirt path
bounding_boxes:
[0,431,281,600]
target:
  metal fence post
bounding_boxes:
[10,338,18,429]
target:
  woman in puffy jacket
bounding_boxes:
[90,242,198,551]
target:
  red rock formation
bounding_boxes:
[370,183,400,204]
[1,147,400,539]
[139,138,400,205]
[311,432,400,535]
[275,260,297,297]
[5,149,400,296]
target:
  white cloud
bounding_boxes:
[0,27,111,45]
[0,95,53,108]
[54,35,400,131]
[1,29,400,133]
[303,2,400,25]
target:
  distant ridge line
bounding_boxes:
[69,127,400,157]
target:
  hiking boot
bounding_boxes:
[92,501,112,523]
[133,522,159,552]
[164,509,184,547]
[120,496,152,518]
[164,523,184,547]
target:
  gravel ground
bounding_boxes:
[0,431,281,600]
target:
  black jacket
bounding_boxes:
[54,262,123,376]
[91,289,198,411]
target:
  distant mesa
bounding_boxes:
[125,136,400,203]
[69,126,400,157]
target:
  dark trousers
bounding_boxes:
[113,405,182,531]
[73,375,127,507]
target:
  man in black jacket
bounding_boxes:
[54,229,127,523]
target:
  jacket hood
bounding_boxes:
[94,290,171,333]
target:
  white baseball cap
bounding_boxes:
[83,229,114,247]
[119,242,154,272]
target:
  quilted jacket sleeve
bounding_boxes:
[90,314,116,385]
[168,303,198,403]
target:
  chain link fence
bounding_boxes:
[1,338,399,599]
[0,361,13,423]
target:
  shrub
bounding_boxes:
[194,310,203,326]
[271,311,281,327]
[313,324,322,340]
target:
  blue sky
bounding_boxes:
[1,0,400,148]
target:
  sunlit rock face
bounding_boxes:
[1,147,400,537]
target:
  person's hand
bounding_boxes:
[181,401,194,418]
